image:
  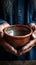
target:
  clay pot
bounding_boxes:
[3,25,32,49]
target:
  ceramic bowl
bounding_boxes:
[3,25,32,49]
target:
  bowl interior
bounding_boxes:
[4,25,31,36]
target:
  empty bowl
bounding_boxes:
[3,25,32,49]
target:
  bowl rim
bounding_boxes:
[3,24,33,38]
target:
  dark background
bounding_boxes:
[0,0,36,25]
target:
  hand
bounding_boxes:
[0,22,18,56]
[0,38,18,56]
[18,23,36,55]
[0,22,10,38]
[18,39,36,55]
[29,23,36,31]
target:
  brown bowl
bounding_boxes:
[3,25,32,49]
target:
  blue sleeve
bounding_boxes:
[0,19,6,24]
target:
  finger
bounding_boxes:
[19,46,32,55]
[0,31,4,38]
[32,31,36,39]
[21,39,36,51]
[19,39,36,55]
[29,23,35,31]
[1,39,18,56]
[1,22,10,30]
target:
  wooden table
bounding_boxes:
[0,61,36,65]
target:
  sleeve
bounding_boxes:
[0,19,7,24]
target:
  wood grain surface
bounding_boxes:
[0,61,36,65]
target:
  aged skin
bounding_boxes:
[0,22,36,56]
[19,23,36,55]
[0,22,18,56]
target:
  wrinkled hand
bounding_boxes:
[0,22,10,38]
[0,38,18,56]
[0,22,18,56]
[18,23,36,56]
[18,39,36,55]
[0,23,36,56]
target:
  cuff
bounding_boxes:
[0,19,6,24]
